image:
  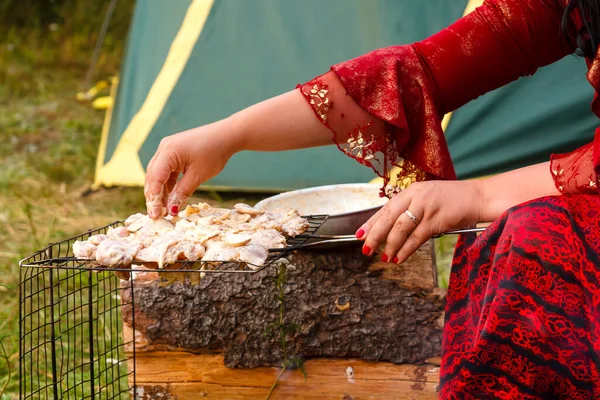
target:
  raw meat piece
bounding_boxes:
[124,213,144,227]
[141,231,185,268]
[239,245,268,269]
[178,205,201,218]
[249,229,285,249]
[73,241,97,259]
[178,222,221,244]
[108,226,130,238]
[174,219,197,233]
[182,242,206,260]
[234,203,265,216]
[199,207,231,221]
[96,240,142,266]
[88,234,108,246]
[126,215,173,234]
[202,242,241,262]
[73,202,309,268]
[248,214,282,232]
[135,247,160,263]
[222,232,253,247]
[224,212,251,225]
[282,216,310,237]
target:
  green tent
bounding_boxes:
[95,0,598,192]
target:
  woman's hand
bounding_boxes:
[356,180,483,263]
[144,119,241,219]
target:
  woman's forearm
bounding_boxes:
[229,90,333,152]
[478,161,561,222]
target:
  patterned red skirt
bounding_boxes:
[439,195,600,399]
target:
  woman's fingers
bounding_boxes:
[167,171,201,215]
[144,153,171,219]
[360,195,409,256]
[163,171,179,213]
[394,225,430,264]
[355,206,386,239]
[382,206,422,261]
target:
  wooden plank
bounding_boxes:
[132,352,439,385]
[134,381,439,400]
[133,383,267,399]
[130,351,440,399]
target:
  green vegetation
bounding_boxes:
[0,2,135,397]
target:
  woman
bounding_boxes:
[144,0,600,397]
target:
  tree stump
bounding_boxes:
[122,241,445,399]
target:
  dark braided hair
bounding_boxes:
[562,0,600,57]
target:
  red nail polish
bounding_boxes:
[362,245,371,256]
[355,228,365,239]
[381,254,389,262]
[170,205,179,215]
[393,256,399,264]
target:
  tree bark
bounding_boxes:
[121,241,445,369]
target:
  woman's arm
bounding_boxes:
[480,161,561,222]
[144,90,333,218]
[231,91,332,151]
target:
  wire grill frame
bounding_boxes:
[18,215,327,399]
[19,215,328,274]
[19,265,137,399]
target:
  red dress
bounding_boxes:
[298,0,600,398]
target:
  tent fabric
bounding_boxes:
[447,55,596,178]
[95,0,599,192]
[95,0,214,187]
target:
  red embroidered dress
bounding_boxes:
[299,1,600,398]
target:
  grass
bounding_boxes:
[0,6,263,395]
[0,3,136,397]
[0,3,456,397]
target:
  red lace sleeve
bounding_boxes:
[550,130,600,194]
[299,0,573,197]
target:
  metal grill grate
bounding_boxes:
[18,215,327,399]
[19,267,136,399]
[19,215,328,274]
